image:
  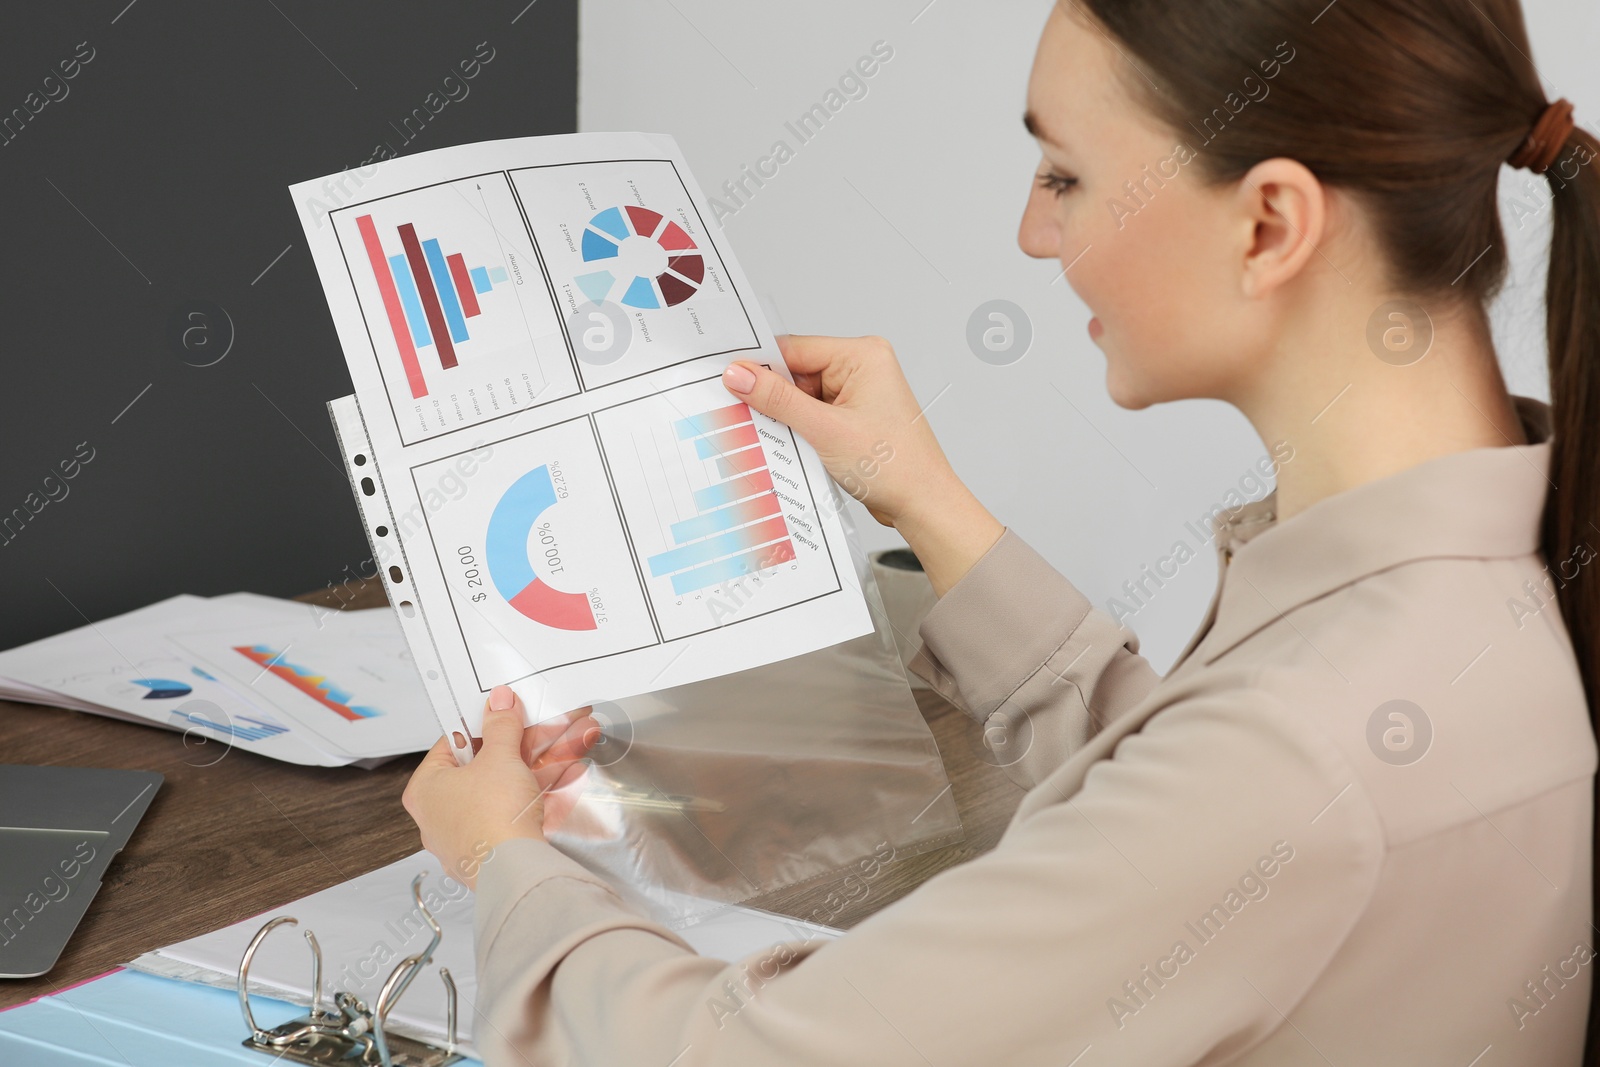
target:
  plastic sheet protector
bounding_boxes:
[292,132,875,744]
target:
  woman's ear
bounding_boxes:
[1234,157,1327,300]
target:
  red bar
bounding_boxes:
[716,446,768,479]
[446,252,481,318]
[356,215,427,399]
[676,401,751,440]
[703,423,759,455]
[752,538,797,569]
[398,223,458,370]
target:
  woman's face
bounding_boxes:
[1019,5,1266,410]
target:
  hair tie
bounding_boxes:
[1507,98,1576,174]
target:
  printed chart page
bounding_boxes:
[295,133,873,742]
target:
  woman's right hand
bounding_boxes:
[720,334,960,529]
[721,334,1005,598]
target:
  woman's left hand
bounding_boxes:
[402,684,599,889]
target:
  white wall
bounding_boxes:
[579,0,1600,673]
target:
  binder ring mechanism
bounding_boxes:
[237,873,462,1066]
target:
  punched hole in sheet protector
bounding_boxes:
[399,600,415,618]
[362,477,376,496]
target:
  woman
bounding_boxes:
[403,0,1600,1062]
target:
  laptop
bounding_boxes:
[0,764,162,979]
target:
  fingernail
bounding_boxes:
[489,684,516,711]
[722,363,756,394]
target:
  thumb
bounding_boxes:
[480,684,526,758]
[722,361,835,442]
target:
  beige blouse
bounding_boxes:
[471,393,1596,1065]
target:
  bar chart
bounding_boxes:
[168,705,291,744]
[644,401,797,596]
[355,212,514,396]
[594,378,841,641]
[332,174,577,443]
[231,644,384,721]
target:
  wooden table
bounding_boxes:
[0,579,1021,1008]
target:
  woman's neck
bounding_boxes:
[1236,291,1527,524]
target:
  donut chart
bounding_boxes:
[575,205,705,310]
[485,465,598,631]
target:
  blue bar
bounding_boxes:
[648,523,779,577]
[389,254,433,347]
[694,478,763,512]
[670,499,766,544]
[422,238,470,344]
[670,547,775,596]
[471,265,492,293]
[674,405,750,440]
[490,266,509,284]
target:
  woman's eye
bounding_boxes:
[1036,171,1078,198]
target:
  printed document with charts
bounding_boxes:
[290,132,872,748]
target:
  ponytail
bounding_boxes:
[1539,123,1600,1065]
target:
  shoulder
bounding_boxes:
[999,664,1389,1010]
[1202,554,1596,845]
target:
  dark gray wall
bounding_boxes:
[0,1,577,651]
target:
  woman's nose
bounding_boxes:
[1017,179,1062,260]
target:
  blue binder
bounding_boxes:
[0,968,483,1067]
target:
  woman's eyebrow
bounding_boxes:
[1023,109,1062,147]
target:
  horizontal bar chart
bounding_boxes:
[643,400,796,597]
[355,213,514,398]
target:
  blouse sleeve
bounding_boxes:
[906,528,1164,789]
[469,679,1385,1067]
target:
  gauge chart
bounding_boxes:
[486,464,599,631]
[412,416,659,687]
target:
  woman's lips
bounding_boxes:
[1088,316,1103,340]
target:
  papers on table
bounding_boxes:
[129,849,842,1060]
[0,594,440,766]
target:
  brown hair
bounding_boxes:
[1073,0,1600,1051]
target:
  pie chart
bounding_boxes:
[485,465,598,631]
[575,205,705,310]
